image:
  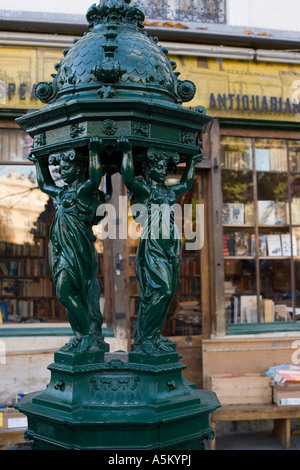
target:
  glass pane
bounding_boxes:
[0,129,33,162]
[0,165,54,322]
[223,227,255,257]
[255,139,289,226]
[289,140,300,225]
[255,138,287,172]
[221,136,253,170]
[224,259,256,323]
[260,259,293,322]
[221,137,254,227]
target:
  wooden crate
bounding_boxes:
[273,383,300,406]
[209,374,272,405]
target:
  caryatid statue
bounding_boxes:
[120,136,203,354]
[29,137,111,353]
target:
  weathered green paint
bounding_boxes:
[17,349,219,450]
[15,0,220,450]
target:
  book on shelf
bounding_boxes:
[274,304,290,321]
[258,200,275,225]
[281,233,297,256]
[275,202,288,225]
[222,149,252,170]
[251,234,267,256]
[4,298,18,320]
[223,234,235,256]
[267,234,282,256]
[234,232,250,256]
[222,203,244,225]
[244,202,255,225]
[245,306,264,323]
[269,147,288,172]
[291,198,300,225]
[231,203,244,225]
[263,298,274,322]
[0,301,8,322]
[240,295,262,323]
[255,147,287,172]
[229,295,239,323]
[1,280,16,296]
[180,257,200,276]
[255,148,270,171]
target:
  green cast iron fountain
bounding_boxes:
[16,0,220,450]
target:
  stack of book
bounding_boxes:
[266,365,300,406]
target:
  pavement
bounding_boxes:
[211,429,300,450]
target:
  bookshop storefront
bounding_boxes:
[185,52,300,336]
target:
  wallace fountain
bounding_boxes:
[15,0,220,450]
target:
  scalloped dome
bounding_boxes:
[34,0,196,105]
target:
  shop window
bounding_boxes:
[221,135,300,326]
[0,127,105,323]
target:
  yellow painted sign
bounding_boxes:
[171,55,300,122]
[0,47,63,110]
[1,45,300,122]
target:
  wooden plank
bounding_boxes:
[212,404,300,421]
[198,171,211,340]
[210,374,272,405]
[273,419,291,450]
[208,119,226,337]
[0,428,27,448]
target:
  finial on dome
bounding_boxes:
[86,0,145,29]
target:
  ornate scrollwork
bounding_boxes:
[176,80,196,102]
[34,82,54,103]
[131,121,150,137]
[102,119,118,135]
[70,124,86,138]
[34,133,46,147]
[90,375,140,391]
[86,0,145,28]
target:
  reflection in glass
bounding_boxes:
[221,136,252,170]
[255,140,288,227]
[0,165,49,247]
[0,129,33,162]
[225,259,256,323]
[222,170,254,225]
[221,137,254,227]
[255,138,287,172]
[260,259,292,321]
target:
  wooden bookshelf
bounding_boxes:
[221,134,300,325]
